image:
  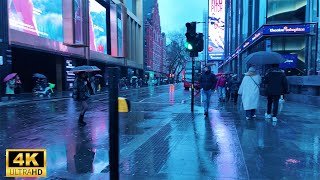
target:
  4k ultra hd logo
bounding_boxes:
[6,149,46,178]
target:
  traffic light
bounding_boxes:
[185,22,196,51]
[195,33,204,52]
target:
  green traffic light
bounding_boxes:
[185,42,193,50]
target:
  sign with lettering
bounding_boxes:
[6,149,46,178]
[208,0,225,60]
[264,24,310,35]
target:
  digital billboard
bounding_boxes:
[89,0,107,54]
[110,2,118,56]
[117,5,123,57]
[208,0,225,60]
[74,0,84,44]
[8,0,63,42]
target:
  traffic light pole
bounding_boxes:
[108,67,120,180]
[191,56,195,112]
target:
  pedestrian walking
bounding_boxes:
[6,78,16,100]
[263,64,288,122]
[226,73,234,102]
[90,76,96,95]
[238,67,261,120]
[215,74,227,102]
[14,75,22,94]
[199,66,217,116]
[73,72,93,126]
[228,74,241,105]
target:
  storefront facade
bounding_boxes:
[0,0,143,93]
[221,0,320,106]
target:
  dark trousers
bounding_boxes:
[226,89,231,101]
[231,92,238,103]
[246,109,256,117]
[267,95,280,117]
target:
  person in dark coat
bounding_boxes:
[199,66,217,116]
[225,73,234,102]
[228,74,241,105]
[73,72,93,126]
[264,64,288,122]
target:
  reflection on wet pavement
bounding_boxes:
[0,84,319,179]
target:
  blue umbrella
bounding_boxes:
[33,73,47,79]
[245,51,286,65]
[70,66,101,73]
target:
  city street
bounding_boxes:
[0,84,319,179]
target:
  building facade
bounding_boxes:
[221,0,319,106]
[0,0,143,94]
[143,0,166,78]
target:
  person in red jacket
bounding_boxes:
[215,74,227,102]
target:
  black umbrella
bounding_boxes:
[245,51,286,65]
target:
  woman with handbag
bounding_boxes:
[73,72,93,126]
[238,67,261,120]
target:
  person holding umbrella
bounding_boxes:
[71,66,99,126]
[73,72,93,126]
[244,51,288,122]
[264,64,288,122]
[3,73,17,100]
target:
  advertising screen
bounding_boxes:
[208,0,225,60]
[8,0,63,42]
[110,2,118,56]
[74,0,83,44]
[89,0,107,54]
[117,5,123,57]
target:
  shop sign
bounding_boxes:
[264,24,310,35]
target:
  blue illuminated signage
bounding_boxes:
[263,24,310,35]
[279,54,298,69]
[223,23,312,64]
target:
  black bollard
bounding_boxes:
[108,67,119,180]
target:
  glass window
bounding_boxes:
[241,0,249,41]
[271,36,307,76]
[267,0,306,24]
[259,0,266,26]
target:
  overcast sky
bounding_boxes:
[158,0,208,34]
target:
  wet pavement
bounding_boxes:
[0,84,319,179]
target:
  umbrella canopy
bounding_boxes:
[95,74,103,77]
[3,73,17,82]
[131,76,138,79]
[33,73,47,79]
[70,66,101,73]
[245,51,286,65]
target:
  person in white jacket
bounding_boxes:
[238,67,261,120]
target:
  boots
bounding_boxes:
[78,114,86,126]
